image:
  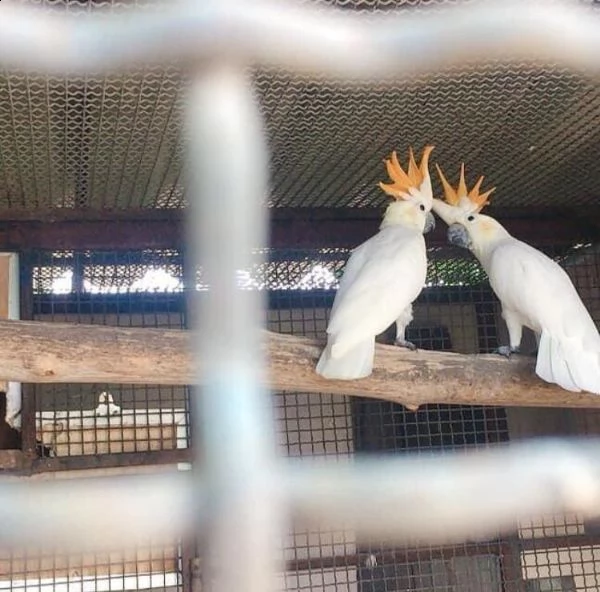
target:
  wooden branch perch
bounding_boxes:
[0,319,598,410]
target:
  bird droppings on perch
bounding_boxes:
[0,319,597,410]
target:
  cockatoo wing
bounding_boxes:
[488,239,600,393]
[326,226,427,357]
[488,240,598,345]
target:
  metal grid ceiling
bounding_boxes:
[0,0,599,213]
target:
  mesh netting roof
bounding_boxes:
[0,0,599,213]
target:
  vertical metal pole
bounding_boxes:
[186,63,282,592]
[19,252,37,460]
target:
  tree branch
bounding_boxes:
[269,332,600,410]
[0,319,598,410]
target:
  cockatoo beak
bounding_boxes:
[431,198,461,226]
[447,223,472,250]
[424,212,436,234]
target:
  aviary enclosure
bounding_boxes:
[0,1,598,592]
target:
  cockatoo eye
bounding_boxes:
[467,215,475,222]
[419,204,426,212]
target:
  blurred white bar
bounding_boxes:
[0,0,598,79]
[0,471,196,550]
[287,438,600,546]
[186,65,283,592]
[0,439,598,549]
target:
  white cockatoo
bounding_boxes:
[316,145,436,380]
[431,163,600,394]
[95,391,121,416]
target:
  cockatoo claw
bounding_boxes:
[395,339,418,352]
[494,345,520,358]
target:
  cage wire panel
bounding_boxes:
[0,544,184,592]
[25,249,191,464]
[1,249,191,592]
[266,243,600,592]
[0,2,598,212]
[13,245,600,592]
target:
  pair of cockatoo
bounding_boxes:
[316,146,600,395]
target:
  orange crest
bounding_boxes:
[435,163,495,212]
[378,145,434,200]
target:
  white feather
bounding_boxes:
[486,238,600,394]
[316,339,375,380]
[395,304,414,343]
[316,225,427,380]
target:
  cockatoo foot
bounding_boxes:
[494,345,520,358]
[395,339,418,352]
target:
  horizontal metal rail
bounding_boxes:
[0,439,597,548]
[0,0,598,78]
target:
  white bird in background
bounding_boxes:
[432,163,600,395]
[316,145,436,380]
[95,391,121,416]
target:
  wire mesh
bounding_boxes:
[0,543,183,592]
[262,240,600,592]
[2,249,193,591]
[0,1,600,592]
[511,236,600,592]
[18,239,600,590]
[27,249,190,463]
[6,202,599,592]
[0,239,596,590]
[0,1,598,213]
[267,245,502,592]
